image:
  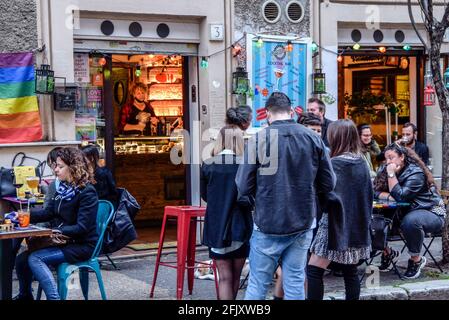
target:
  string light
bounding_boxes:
[311,42,318,52]
[353,43,361,50]
[256,37,264,48]
[337,55,343,63]
[200,57,208,69]
[232,44,242,57]
[403,45,412,51]
[286,40,293,52]
[135,65,141,77]
[98,57,107,66]
[378,46,387,54]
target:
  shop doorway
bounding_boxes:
[73,52,194,247]
[109,54,188,236]
[338,53,423,148]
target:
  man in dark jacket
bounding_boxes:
[236,92,335,300]
[398,122,430,165]
[307,97,333,147]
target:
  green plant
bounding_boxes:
[344,91,403,123]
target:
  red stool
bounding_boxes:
[150,206,219,300]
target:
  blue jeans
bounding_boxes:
[400,210,444,256]
[244,228,313,300]
[16,247,66,300]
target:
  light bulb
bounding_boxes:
[378,46,387,53]
[353,43,361,50]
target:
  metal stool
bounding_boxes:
[150,206,219,299]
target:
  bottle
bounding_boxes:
[157,121,163,136]
[166,121,171,136]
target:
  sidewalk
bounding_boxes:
[13,237,449,300]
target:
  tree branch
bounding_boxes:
[408,0,430,51]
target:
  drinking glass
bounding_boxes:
[18,210,30,228]
[13,176,24,199]
[26,176,40,197]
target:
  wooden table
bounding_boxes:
[0,225,52,300]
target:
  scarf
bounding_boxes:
[56,181,79,201]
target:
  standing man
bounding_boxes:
[307,97,333,146]
[398,122,430,165]
[236,92,335,300]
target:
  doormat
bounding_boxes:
[126,241,177,251]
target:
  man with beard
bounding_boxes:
[307,98,333,147]
[398,122,430,165]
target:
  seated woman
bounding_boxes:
[373,143,446,279]
[357,124,381,178]
[307,119,373,300]
[81,144,118,207]
[200,124,253,300]
[14,147,99,300]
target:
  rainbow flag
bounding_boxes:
[0,52,43,143]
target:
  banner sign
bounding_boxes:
[247,36,311,128]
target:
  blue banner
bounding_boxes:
[251,40,308,127]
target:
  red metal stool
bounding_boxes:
[150,206,219,299]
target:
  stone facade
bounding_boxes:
[0,0,38,53]
[234,0,310,37]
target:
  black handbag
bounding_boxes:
[0,152,47,197]
[371,214,392,251]
[102,188,140,254]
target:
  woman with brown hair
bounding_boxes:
[14,147,99,300]
[200,124,253,300]
[373,143,445,278]
[307,119,373,300]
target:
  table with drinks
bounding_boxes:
[0,205,51,300]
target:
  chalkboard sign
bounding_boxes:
[54,86,77,111]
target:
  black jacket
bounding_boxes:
[31,184,99,263]
[236,119,336,235]
[413,141,430,165]
[390,163,442,212]
[200,154,253,249]
[322,117,333,147]
[323,156,373,251]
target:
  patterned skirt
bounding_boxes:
[310,213,371,265]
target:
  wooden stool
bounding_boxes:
[150,206,219,299]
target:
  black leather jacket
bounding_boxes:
[390,163,441,211]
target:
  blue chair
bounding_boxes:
[36,200,115,300]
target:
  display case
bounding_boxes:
[114,135,183,155]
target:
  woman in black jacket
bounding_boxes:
[307,119,373,300]
[15,147,99,300]
[373,143,446,279]
[81,144,118,207]
[201,124,253,300]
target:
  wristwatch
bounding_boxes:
[388,172,395,178]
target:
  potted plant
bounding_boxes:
[344,91,402,124]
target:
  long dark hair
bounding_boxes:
[81,144,100,171]
[327,119,361,157]
[373,143,436,192]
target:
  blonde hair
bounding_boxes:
[212,125,245,157]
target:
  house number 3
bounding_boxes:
[210,24,224,41]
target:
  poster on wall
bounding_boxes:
[75,117,96,142]
[75,87,102,117]
[74,53,90,83]
[247,36,312,128]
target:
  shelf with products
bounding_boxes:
[148,83,183,100]
[114,135,183,155]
